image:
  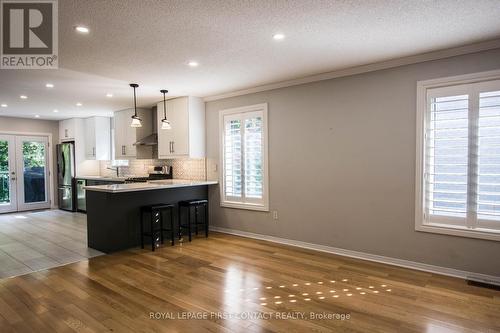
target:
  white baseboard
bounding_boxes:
[210,226,500,286]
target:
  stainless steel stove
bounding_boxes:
[124,167,173,183]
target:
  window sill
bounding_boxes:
[416,222,500,242]
[221,201,269,212]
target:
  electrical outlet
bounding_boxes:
[272,210,279,220]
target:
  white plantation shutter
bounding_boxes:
[422,79,500,234]
[220,104,268,210]
[426,94,469,223]
[224,117,242,199]
[477,89,500,229]
[244,116,264,199]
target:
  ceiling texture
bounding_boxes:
[1,0,500,120]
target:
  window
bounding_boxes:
[220,103,269,211]
[416,70,500,241]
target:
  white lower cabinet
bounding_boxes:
[157,96,205,159]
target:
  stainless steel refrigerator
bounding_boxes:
[57,142,76,211]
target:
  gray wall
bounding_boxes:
[0,117,59,207]
[206,48,500,277]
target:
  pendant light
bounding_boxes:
[129,83,142,127]
[160,89,171,130]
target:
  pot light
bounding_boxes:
[1,104,7,108]
[45,83,54,88]
[75,26,89,33]
[273,33,285,40]
[34,115,40,118]
[106,93,113,97]
[20,95,28,99]
[53,109,59,113]
[187,61,199,67]
[76,102,82,106]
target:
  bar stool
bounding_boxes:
[178,199,208,242]
[140,203,175,251]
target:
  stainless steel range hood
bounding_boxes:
[133,133,158,146]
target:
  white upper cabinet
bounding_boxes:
[157,96,205,159]
[58,118,100,176]
[84,117,111,160]
[59,119,76,141]
[114,109,137,158]
[114,108,153,159]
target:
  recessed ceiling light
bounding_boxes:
[76,102,82,106]
[273,33,285,41]
[187,61,199,67]
[45,83,54,88]
[106,93,113,97]
[75,26,89,33]
[34,115,40,118]
[0,104,7,108]
[53,109,59,113]
[20,95,28,99]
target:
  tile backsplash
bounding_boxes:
[99,158,206,180]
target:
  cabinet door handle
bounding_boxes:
[65,129,68,138]
[122,145,125,155]
[172,141,174,153]
[93,147,95,156]
[169,141,172,153]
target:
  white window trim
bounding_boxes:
[415,69,500,242]
[219,103,269,211]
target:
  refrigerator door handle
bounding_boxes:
[61,150,66,181]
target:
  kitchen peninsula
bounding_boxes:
[84,180,217,253]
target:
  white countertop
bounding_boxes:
[83,179,218,193]
[76,175,127,182]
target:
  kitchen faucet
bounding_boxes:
[107,166,120,177]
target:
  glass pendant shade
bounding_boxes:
[161,119,171,130]
[130,115,142,127]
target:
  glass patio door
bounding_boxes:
[0,135,17,213]
[15,136,50,211]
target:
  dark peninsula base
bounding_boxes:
[86,186,208,253]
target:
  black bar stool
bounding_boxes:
[178,199,208,242]
[140,203,175,251]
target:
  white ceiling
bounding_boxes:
[1,0,500,120]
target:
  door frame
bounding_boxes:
[0,131,55,211]
[0,134,17,213]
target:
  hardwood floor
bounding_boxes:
[0,210,102,278]
[0,232,499,332]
